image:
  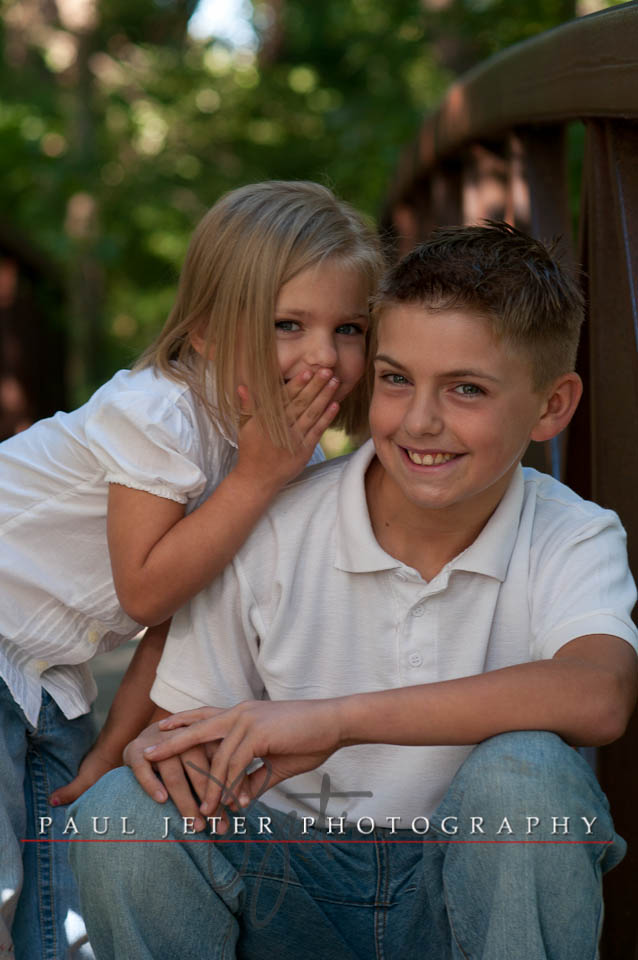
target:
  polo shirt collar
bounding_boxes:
[334,439,524,582]
[335,440,401,573]
[448,465,524,582]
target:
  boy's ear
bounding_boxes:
[530,372,583,443]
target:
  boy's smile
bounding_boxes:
[368,304,551,534]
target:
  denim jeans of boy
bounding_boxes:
[0,677,95,960]
[70,730,624,960]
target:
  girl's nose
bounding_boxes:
[304,333,338,369]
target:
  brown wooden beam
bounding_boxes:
[388,2,638,207]
[569,118,638,959]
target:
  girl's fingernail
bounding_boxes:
[330,377,339,386]
[154,790,167,803]
[143,746,157,755]
[320,368,332,378]
[195,819,205,832]
[50,797,59,807]
[239,793,250,807]
[302,370,312,381]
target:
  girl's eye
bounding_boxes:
[381,372,409,386]
[275,320,301,333]
[336,322,365,336]
[453,383,484,396]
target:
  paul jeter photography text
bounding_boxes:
[33,770,606,843]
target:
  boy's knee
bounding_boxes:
[439,731,612,838]
[69,767,154,885]
[69,766,151,827]
[468,729,577,776]
[459,730,587,788]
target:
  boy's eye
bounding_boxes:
[381,372,409,386]
[336,322,365,336]
[453,383,484,396]
[275,320,301,333]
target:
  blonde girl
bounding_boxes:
[0,180,382,960]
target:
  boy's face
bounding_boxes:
[369,304,549,522]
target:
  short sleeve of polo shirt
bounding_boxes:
[530,509,638,660]
[84,387,207,504]
[151,558,265,713]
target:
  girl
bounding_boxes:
[0,180,382,960]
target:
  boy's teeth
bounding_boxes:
[407,450,456,466]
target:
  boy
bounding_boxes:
[71,223,638,959]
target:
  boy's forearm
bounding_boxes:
[338,636,637,750]
[93,622,170,762]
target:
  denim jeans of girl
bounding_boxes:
[70,730,624,960]
[0,677,95,960]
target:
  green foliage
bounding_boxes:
[0,0,622,401]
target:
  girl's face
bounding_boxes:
[273,260,370,404]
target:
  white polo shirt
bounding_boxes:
[153,439,638,826]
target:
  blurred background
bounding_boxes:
[0,0,626,440]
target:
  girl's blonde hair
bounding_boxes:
[137,180,384,446]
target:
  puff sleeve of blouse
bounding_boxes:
[83,369,208,504]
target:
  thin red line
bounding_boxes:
[21,838,612,845]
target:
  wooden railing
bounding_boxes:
[381,4,638,956]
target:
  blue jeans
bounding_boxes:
[0,677,96,960]
[69,731,624,959]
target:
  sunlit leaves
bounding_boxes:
[0,0,609,399]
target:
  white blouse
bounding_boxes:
[0,366,324,724]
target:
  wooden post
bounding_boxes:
[573,118,638,958]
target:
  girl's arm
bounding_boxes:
[49,622,170,806]
[122,711,216,831]
[109,370,339,625]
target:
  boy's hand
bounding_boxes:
[234,369,339,493]
[124,721,215,831]
[146,700,344,818]
[49,744,122,807]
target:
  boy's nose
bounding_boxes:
[404,396,443,436]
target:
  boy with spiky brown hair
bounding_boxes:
[72,223,637,960]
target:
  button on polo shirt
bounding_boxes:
[154,440,638,827]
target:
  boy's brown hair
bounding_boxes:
[374,221,584,389]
